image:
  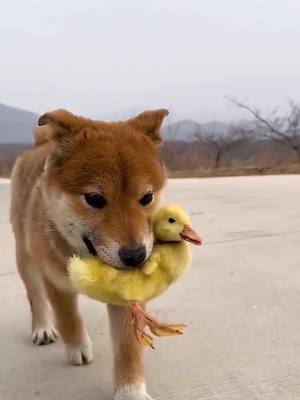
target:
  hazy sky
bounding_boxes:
[1,0,300,122]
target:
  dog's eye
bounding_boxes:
[139,192,154,206]
[84,193,107,209]
[168,217,176,223]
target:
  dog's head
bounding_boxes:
[37,109,168,268]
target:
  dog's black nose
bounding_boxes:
[119,245,146,268]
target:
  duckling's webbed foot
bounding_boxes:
[128,301,186,349]
[128,301,155,348]
[148,322,186,337]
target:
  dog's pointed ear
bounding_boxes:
[129,109,169,144]
[35,109,87,145]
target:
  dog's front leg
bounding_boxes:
[45,279,94,366]
[108,304,153,400]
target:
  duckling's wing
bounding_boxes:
[142,249,161,275]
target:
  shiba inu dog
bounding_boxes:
[10,108,168,400]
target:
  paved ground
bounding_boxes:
[1,175,300,400]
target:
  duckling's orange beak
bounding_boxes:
[180,225,203,245]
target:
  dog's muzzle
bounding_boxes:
[118,244,146,268]
[82,235,97,256]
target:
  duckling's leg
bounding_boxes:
[128,301,155,349]
[128,301,186,348]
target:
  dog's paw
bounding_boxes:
[114,384,153,400]
[65,336,94,366]
[32,327,58,345]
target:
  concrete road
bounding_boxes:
[1,175,300,400]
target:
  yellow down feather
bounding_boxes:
[69,205,193,306]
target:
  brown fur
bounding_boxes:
[10,109,168,398]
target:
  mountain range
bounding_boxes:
[162,119,229,141]
[0,103,229,143]
[0,103,38,143]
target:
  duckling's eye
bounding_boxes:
[84,193,107,209]
[139,192,154,206]
[168,217,176,223]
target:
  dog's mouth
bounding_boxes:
[82,235,97,256]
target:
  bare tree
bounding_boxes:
[195,125,249,169]
[226,97,300,163]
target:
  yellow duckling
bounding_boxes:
[69,205,202,348]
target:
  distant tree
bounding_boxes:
[195,125,249,169]
[226,97,300,163]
